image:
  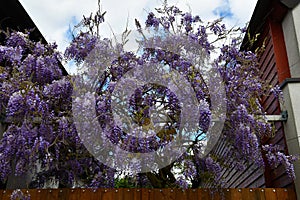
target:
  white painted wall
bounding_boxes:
[281,83,300,199]
[282,3,300,199]
[282,3,300,77]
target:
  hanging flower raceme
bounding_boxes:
[64,32,97,63]
[262,144,298,179]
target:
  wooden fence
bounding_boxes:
[0,188,297,200]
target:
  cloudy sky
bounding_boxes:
[19,0,258,72]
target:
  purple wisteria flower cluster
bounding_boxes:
[66,1,297,189]
[0,30,114,188]
[10,189,30,200]
[262,144,298,179]
[0,0,297,190]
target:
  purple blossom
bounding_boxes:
[176,176,189,189]
[65,32,97,63]
[6,91,26,122]
[145,12,160,28]
[33,41,46,56]
[270,85,284,100]
[183,12,193,24]
[210,24,222,35]
[205,157,221,177]
[183,160,197,179]
[6,32,28,48]
[0,45,23,64]
[263,144,298,179]
[10,189,31,200]
[193,15,201,22]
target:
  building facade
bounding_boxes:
[242,0,300,197]
[281,0,300,198]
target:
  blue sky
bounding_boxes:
[19,0,258,73]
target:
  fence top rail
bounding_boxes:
[0,188,297,200]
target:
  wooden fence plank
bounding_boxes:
[241,188,258,200]
[57,189,69,200]
[168,189,176,200]
[152,188,171,200]
[153,189,162,200]
[257,188,267,200]
[141,188,150,200]
[275,188,289,200]
[208,189,222,200]
[69,188,80,200]
[286,188,297,200]
[77,188,93,200]
[133,189,142,200]
[88,188,102,200]
[175,189,188,200]
[187,189,198,200]
[1,190,12,200]
[51,189,59,200]
[264,188,278,200]
[28,189,38,200]
[222,189,231,200]
[199,189,210,200]
[147,189,154,200]
[101,188,114,200]
[114,188,124,200]
[122,188,134,200]
[229,188,242,200]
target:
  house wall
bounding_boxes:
[281,82,300,199]
[281,2,300,198]
[257,24,293,188]
[282,3,300,77]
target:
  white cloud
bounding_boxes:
[229,0,258,26]
[19,0,98,48]
[19,0,257,72]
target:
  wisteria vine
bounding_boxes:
[0,0,297,190]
